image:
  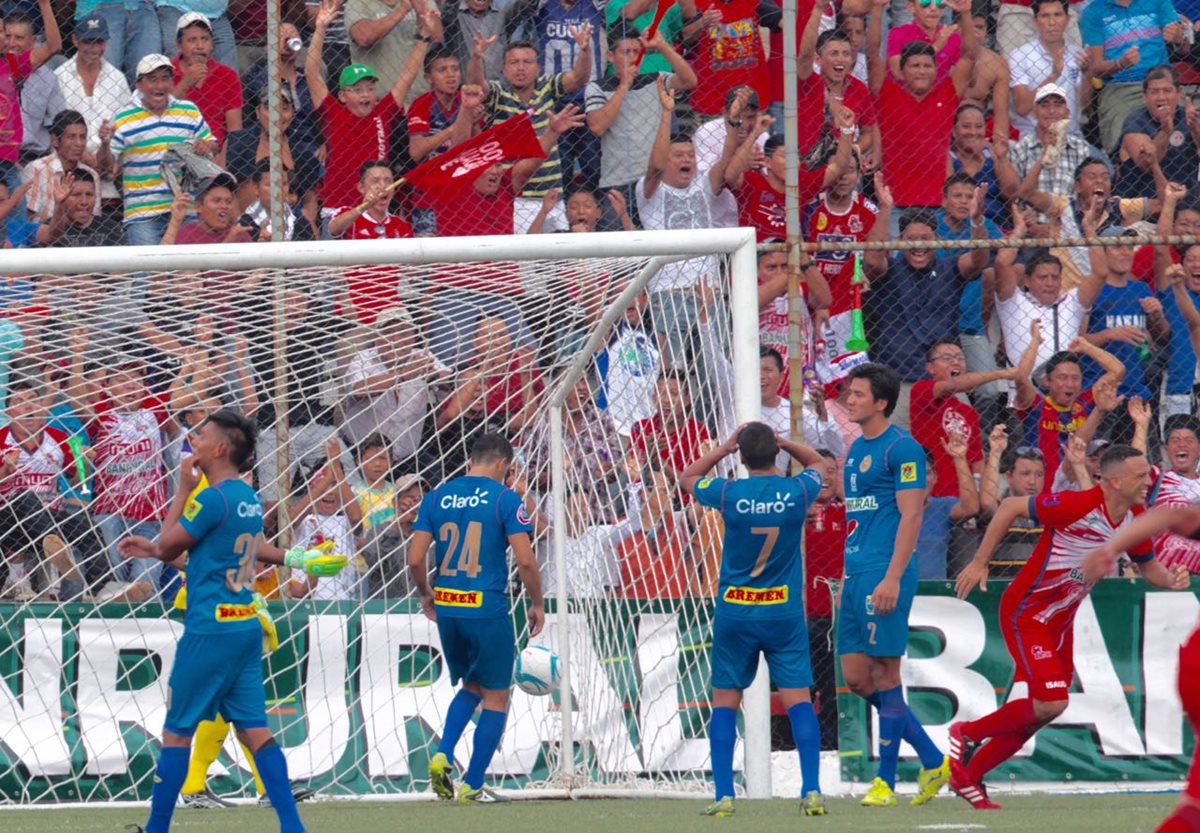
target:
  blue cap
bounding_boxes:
[77,13,110,40]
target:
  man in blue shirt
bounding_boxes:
[1081,0,1182,152]
[680,423,826,818]
[838,363,949,807]
[408,433,542,804]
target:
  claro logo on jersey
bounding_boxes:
[237,502,263,518]
[735,492,795,514]
[435,589,483,607]
[441,488,490,509]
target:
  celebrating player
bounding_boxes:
[1080,504,1200,833]
[953,445,1191,810]
[838,363,950,807]
[408,433,543,804]
[116,410,307,833]
[680,423,828,817]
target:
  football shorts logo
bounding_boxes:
[864,595,876,615]
[183,499,202,521]
[859,455,872,473]
[900,462,918,483]
[1031,645,1051,660]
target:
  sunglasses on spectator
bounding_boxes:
[917,0,945,7]
[1014,446,1045,460]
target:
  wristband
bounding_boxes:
[416,33,432,43]
[839,126,855,135]
[683,11,703,25]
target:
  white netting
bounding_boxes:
[0,235,769,801]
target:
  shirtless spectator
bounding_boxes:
[959,8,1010,141]
[171,13,242,145]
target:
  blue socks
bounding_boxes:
[708,706,737,801]
[876,686,906,788]
[145,746,189,833]
[864,688,944,771]
[439,689,482,760]
[465,708,506,790]
[787,701,821,796]
[254,741,305,833]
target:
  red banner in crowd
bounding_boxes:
[406,113,545,199]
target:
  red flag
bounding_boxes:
[636,0,676,65]
[405,112,545,199]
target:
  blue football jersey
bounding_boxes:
[843,425,927,575]
[693,470,822,620]
[178,479,264,635]
[414,475,534,618]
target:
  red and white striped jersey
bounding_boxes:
[0,425,74,505]
[1149,467,1200,573]
[1009,487,1152,630]
[1153,468,1200,507]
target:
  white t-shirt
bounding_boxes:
[601,323,661,435]
[635,175,725,291]
[292,511,362,600]
[761,398,846,472]
[1008,40,1086,138]
[996,286,1087,370]
[692,116,765,229]
[55,59,131,201]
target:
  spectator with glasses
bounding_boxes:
[887,0,960,84]
[978,424,1046,577]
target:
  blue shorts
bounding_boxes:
[711,614,813,690]
[437,614,514,691]
[165,628,266,737]
[837,567,918,657]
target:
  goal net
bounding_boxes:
[0,229,772,803]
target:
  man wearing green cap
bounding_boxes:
[308,0,440,208]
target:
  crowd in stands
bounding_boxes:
[2,0,1200,751]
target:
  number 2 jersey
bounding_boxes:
[693,470,823,621]
[414,474,533,619]
[178,478,264,636]
[1004,486,1152,633]
[842,425,927,576]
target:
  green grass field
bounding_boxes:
[0,794,1182,833]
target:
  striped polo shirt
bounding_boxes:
[110,98,213,223]
[485,75,565,198]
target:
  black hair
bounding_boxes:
[607,21,642,50]
[1031,0,1068,13]
[469,432,514,465]
[737,421,779,470]
[1099,443,1144,474]
[69,167,98,190]
[1163,414,1200,443]
[358,159,392,182]
[1026,251,1063,274]
[759,346,784,371]
[763,134,786,157]
[924,338,962,362]
[1044,350,1082,377]
[504,39,539,57]
[668,131,694,145]
[253,162,293,189]
[900,207,938,234]
[816,29,851,52]
[1073,156,1108,182]
[816,448,838,461]
[423,47,459,73]
[50,109,86,138]
[723,85,759,110]
[657,368,690,386]
[1003,447,1046,473]
[899,40,935,68]
[356,432,392,459]
[942,170,976,194]
[204,408,257,472]
[846,363,902,417]
[954,101,986,123]
[1142,63,1179,93]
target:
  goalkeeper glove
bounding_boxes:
[252,592,280,654]
[284,541,349,577]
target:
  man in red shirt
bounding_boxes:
[867,0,978,223]
[307,0,438,210]
[171,13,242,145]
[682,0,771,116]
[162,173,254,245]
[909,338,1024,497]
[953,446,1190,810]
[797,0,878,168]
[630,370,712,479]
[0,380,87,601]
[804,448,845,747]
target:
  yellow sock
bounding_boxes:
[240,740,266,796]
[182,716,230,795]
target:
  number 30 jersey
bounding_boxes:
[178,478,264,636]
[414,475,533,619]
[693,470,822,621]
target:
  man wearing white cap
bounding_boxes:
[96,53,215,245]
[1005,83,1104,204]
[155,0,237,72]
[170,12,242,143]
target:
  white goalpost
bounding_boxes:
[0,228,773,803]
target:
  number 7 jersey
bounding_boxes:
[178,478,264,636]
[414,475,533,619]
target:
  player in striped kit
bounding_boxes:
[954,445,1191,810]
[1080,504,1200,833]
[1147,416,1200,574]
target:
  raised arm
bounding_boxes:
[866,0,887,95]
[679,430,741,495]
[411,83,483,161]
[798,0,831,82]
[561,23,595,95]
[991,137,1021,199]
[1012,319,1044,409]
[1071,335,1125,389]
[1075,195,1109,308]
[947,0,978,97]
[725,111,773,190]
[512,104,585,193]
[1164,263,1200,356]
[979,423,1007,515]
[390,8,436,105]
[306,0,340,108]
[955,184,990,280]
[30,0,62,69]
[466,32,496,88]
[994,203,1026,302]
[1153,182,1187,289]
[945,431,981,521]
[642,75,674,201]
[863,171,892,278]
[350,0,412,48]
[709,89,747,196]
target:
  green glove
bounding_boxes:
[283,544,349,577]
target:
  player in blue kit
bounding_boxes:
[681,422,828,818]
[116,410,306,833]
[408,433,543,804]
[839,364,949,807]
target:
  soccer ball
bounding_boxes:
[515,645,559,696]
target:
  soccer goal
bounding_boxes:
[0,228,777,804]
